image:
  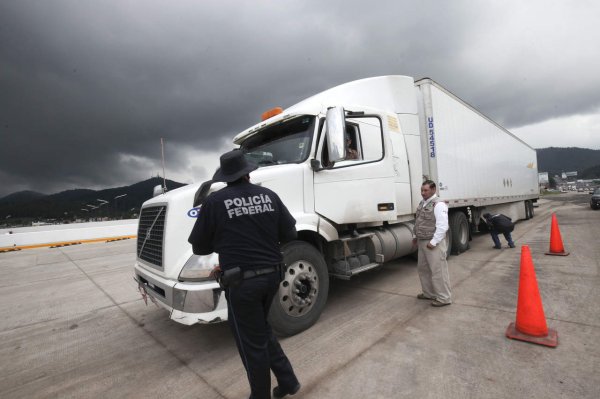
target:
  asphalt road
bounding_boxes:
[1,193,599,398]
[543,191,595,206]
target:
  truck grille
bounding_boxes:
[137,205,166,267]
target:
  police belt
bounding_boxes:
[242,265,278,279]
[218,265,279,288]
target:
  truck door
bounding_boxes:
[313,115,396,224]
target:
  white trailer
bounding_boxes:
[416,79,538,252]
[134,76,538,336]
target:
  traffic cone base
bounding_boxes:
[545,250,569,256]
[506,322,558,347]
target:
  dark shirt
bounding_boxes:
[188,180,297,270]
[485,214,514,233]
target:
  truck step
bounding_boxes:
[331,262,381,280]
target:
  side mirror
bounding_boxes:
[153,184,164,197]
[193,180,214,206]
[326,106,346,163]
[310,159,321,171]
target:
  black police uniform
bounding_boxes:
[188,179,299,399]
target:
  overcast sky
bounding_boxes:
[2,0,600,197]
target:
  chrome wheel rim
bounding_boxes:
[278,260,319,317]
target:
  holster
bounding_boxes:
[219,267,242,288]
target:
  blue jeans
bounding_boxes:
[491,230,514,248]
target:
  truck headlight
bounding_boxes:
[178,253,219,282]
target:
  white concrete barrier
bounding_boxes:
[0,220,138,248]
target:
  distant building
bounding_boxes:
[564,171,578,181]
[538,172,549,189]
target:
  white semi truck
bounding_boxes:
[134,76,539,336]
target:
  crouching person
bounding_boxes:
[483,213,515,249]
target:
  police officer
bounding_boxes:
[188,149,301,399]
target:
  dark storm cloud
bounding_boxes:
[1,1,600,197]
[0,0,256,195]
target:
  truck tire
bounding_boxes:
[528,201,535,218]
[445,227,452,259]
[525,200,535,219]
[268,241,329,337]
[449,211,469,255]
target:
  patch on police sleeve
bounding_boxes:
[187,207,200,217]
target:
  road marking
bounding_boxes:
[0,235,137,252]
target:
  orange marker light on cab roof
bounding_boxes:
[261,107,283,121]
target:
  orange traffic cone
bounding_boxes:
[545,213,569,256]
[506,245,558,347]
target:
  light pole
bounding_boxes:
[114,194,127,219]
[87,204,98,220]
[97,199,109,219]
[98,202,108,219]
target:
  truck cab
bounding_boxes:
[135,76,424,336]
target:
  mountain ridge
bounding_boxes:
[0,177,187,222]
[536,146,600,177]
[0,190,47,204]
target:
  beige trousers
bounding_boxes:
[417,239,452,303]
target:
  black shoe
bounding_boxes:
[508,243,515,248]
[273,383,301,398]
[493,246,501,249]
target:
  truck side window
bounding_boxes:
[348,117,383,163]
[319,116,383,168]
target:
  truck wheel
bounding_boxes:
[449,211,469,255]
[268,241,329,337]
[525,200,535,219]
[525,201,531,220]
[445,227,452,259]
[528,201,535,218]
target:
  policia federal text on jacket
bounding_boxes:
[188,149,301,399]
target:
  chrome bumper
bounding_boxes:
[134,263,228,325]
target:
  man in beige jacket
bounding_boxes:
[412,180,452,306]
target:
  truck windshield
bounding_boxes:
[240,115,314,166]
